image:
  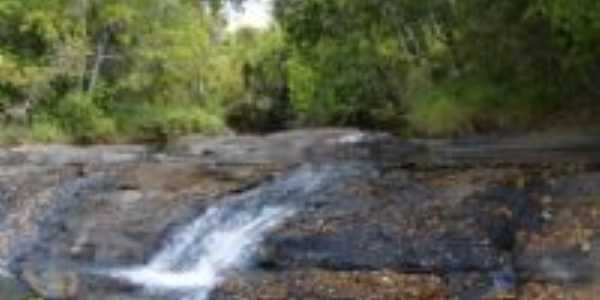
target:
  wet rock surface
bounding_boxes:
[0,129,598,299]
[214,270,448,300]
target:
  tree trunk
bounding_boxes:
[87,31,109,97]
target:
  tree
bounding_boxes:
[0,0,231,141]
[272,0,600,133]
[224,27,293,132]
[536,0,600,95]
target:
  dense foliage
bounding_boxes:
[272,0,600,135]
[0,0,229,142]
[0,0,598,142]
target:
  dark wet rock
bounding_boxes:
[514,171,600,290]
[169,129,416,166]
[0,145,146,168]
[8,162,283,277]
[406,133,600,167]
[516,249,599,283]
[262,227,507,273]
[20,260,80,299]
[0,130,598,299]
[548,172,600,200]
[168,129,367,164]
[0,275,30,300]
[0,142,293,298]
[257,168,540,276]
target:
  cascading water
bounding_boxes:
[110,205,293,300]
[102,163,365,300]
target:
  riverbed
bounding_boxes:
[0,129,599,299]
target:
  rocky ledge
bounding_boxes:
[0,129,598,299]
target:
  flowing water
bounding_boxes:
[102,163,366,300]
[0,132,598,299]
[108,205,293,300]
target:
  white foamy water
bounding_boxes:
[338,132,366,144]
[107,205,293,299]
[102,164,344,300]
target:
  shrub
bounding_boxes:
[0,124,30,145]
[406,80,504,136]
[50,93,117,143]
[30,117,68,143]
[110,102,226,142]
[407,91,480,136]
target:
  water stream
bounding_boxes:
[102,163,364,299]
[109,205,293,300]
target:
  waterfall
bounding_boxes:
[110,204,293,300]
[102,163,364,300]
